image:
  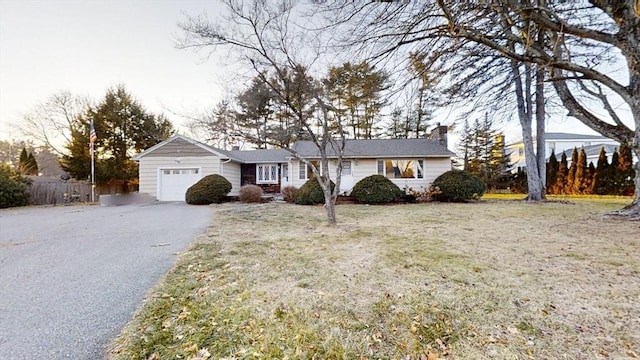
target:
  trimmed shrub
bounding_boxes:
[351,175,404,204]
[239,184,263,203]
[281,185,298,203]
[432,170,486,202]
[185,174,232,205]
[294,177,335,205]
[0,164,31,208]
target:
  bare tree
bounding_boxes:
[328,1,639,216]
[178,0,346,225]
[435,1,640,216]
[16,91,90,156]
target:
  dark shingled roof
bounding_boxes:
[223,148,292,163]
[135,135,454,163]
[291,138,455,158]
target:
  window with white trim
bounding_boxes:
[256,164,278,184]
[377,159,424,179]
[341,160,352,176]
[299,160,320,180]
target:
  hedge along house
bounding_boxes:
[133,133,455,202]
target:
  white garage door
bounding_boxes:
[159,168,202,201]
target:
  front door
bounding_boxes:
[280,164,289,188]
[340,160,354,194]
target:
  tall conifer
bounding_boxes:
[585,162,596,195]
[546,151,559,194]
[592,147,610,195]
[565,148,579,194]
[572,148,588,194]
[554,152,569,195]
[616,143,636,196]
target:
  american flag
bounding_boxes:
[89,121,98,144]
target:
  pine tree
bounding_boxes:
[26,152,39,175]
[572,148,588,194]
[584,162,596,195]
[61,86,174,185]
[546,151,559,194]
[592,147,610,195]
[17,147,38,175]
[565,148,579,194]
[554,152,569,195]
[17,148,29,174]
[609,150,620,194]
[616,143,636,196]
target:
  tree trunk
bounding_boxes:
[611,145,640,219]
[535,30,547,192]
[511,61,546,201]
[324,186,337,226]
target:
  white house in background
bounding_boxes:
[132,133,455,202]
[507,132,620,169]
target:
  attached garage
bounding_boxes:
[133,135,241,201]
[157,168,201,201]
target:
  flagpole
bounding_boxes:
[90,119,96,203]
[91,141,95,202]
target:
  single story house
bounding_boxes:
[132,134,455,201]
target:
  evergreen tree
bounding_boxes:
[565,148,579,194]
[17,148,29,174]
[572,148,588,194]
[325,61,389,139]
[592,147,610,195]
[455,115,508,189]
[554,152,569,195]
[609,150,620,194]
[235,77,275,149]
[61,86,174,186]
[616,143,636,196]
[17,147,38,175]
[585,162,596,195]
[457,119,473,171]
[546,151,559,194]
[26,152,39,175]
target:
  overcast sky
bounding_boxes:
[0,0,605,148]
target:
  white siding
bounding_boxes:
[288,157,451,193]
[139,156,221,200]
[221,162,241,196]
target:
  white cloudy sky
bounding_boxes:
[0,0,606,148]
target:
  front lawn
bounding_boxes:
[109,199,639,359]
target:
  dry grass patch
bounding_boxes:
[110,199,640,360]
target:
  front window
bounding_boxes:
[377,159,424,179]
[299,160,320,180]
[341,161,352,176]
[257,164,278,184]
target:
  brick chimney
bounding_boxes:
[429,123,448,149]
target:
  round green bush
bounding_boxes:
[432,170,486,202]
[351,174,404,204]
[294,177,335,205]
[185,174,232,205]
[0,164,31,208]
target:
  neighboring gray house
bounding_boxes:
[133,135,455,201]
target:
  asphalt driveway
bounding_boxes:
[0,202,212,359]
